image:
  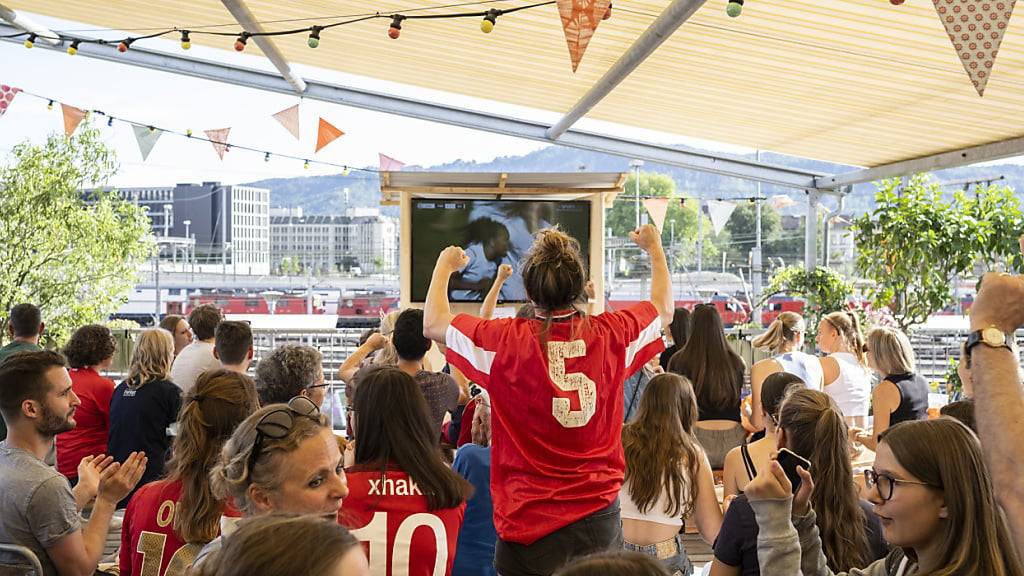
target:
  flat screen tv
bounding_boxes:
[409,199,591,303]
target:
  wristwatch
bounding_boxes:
[965,325,1013,359]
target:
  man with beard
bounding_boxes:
[0,350,147,576]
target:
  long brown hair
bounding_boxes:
[622,373,703,518]
[779,389,870,572]
[880,419,1024,576]
[667,304,745,414]
[823,311,867,366]
[520,228,588,347]
[168,369,259,543]
[195,514,361,576]
[352,367,471,510]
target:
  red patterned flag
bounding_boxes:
[933,0,1017,96]
[556,0,612,72]
[204,128,231,160]
[0,85,20,118]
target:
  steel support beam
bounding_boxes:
[220,0,306,94]
[816,135,1024,189]
[545,0,707,141]
[0,25,824,189]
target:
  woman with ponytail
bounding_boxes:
[711,389,886,575]
[749,312,822,431]
[119,369,259,576]
[817,311,872,427]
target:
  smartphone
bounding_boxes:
[776,448,811,494]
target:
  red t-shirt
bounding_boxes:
[341,467,466,576]
[56,367,115,478]
[119,479,242,576]
[444,302,664,544]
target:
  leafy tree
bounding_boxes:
[962,184,1024,273]
[0,125,153,345]
[853,175,977,330]
[764,265,854,342]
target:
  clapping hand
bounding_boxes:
[75,454,115,503]
[97,452,148,505]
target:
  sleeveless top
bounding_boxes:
[619,478,685,527]
[773,351,824,390]
[885,372,930,425]
[823,352,871,418]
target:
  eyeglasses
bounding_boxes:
[248,396,321,473]
[863,469,936,501]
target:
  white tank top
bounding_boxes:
[823,352,871,417]
[774,351,824,391]
[619,478,686,527]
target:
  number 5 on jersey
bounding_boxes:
[548,340,597,428]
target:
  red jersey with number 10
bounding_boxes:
[341,467,466,576]
[444,302,664,544]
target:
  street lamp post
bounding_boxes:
[629,159,644,230]
[162,204,173,237]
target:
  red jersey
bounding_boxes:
[56,367,115,478]
[341,468,466,576]
[444,302,664,544]
[119,479,241,576]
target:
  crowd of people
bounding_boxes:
[0,225,1023,576]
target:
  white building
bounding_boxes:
[271,213,398,275]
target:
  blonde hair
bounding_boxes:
[867,327,915,376]
[751,312,805,353]
[129,328,175,387]
[373,309,403,367]
[823,311,867,366]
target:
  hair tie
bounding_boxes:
[191,394,206,403]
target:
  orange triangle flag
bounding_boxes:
[643,198,670,232]
[556,0,612,72]
[933,0,1017,96]
[315,118,344,153]
[204,128,231,160]
[61,104,85,137]
[273,104,300,140]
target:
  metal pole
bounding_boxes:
[221,186,228,278]
[805,191,819,272]
[630,160,644,230]
[753,151,763,325]
[696,199,704,272]
[154,250,161,320]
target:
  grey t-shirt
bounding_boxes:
[0,441,81,576]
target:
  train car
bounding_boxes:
[184,293,326,315]
[606,294,750,327]
[336,291,400,328]
[761,296,805,325]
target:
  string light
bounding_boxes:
[308,26,321,48]
[388,15,404,39]
[67,40,80,55]
[180,30,191,50]
[342,166,350,176]
[107,116,114,127]
[186,129,193,137]
[481,10,499,33]
[148,126,156,133]
[47,99,54,110]
[726,0,744,17]
[117,38,134,52]
[303,159,310,169]
[234,32,249,52]
[24,34,35,49]
[264,152,271,162]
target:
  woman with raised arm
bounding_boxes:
[423,224,673,576]
[749,312,822,431]
[817,311,871,427]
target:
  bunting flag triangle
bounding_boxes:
[61,104,86,137]
[556,0,612,72]
[379,153,405,171]
[933,0,1017,96]
[131,125,163,161]
[204,128,231,160]
[315,117,345,153]
[768,194,796,210]
[706,200,738,235]
[0,85,20,118]
[643,198,670,232]
[273,104,300,140]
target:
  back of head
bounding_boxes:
[760,372,805,424]
[255,344,323,405]
[215,321,253,366]
[188,304,223,341]
[170,369,259,542]
[130,328,174,386]
[195,514,360,576]
[159,314,185,334]
[623,373,702,518]
[8,303,42,338]
[880,419,1023,576]
[779,388,868,571]
[0,350,66,424]
[553,550,671,576]
[751,312,805,353]
[823,310,866,366]
[668,304,744,413]
[520,228,586,312]
[392,309,431,362]
[940,400,976,433]
[867,326,915,375]
[63,324,115,369]
[669,307,691,348]
[353,366,469,510]
[374,310,403,367]
[210,401,329,515]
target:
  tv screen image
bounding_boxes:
[409,199,591,303]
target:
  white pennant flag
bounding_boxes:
[706,200,737,235]
[131,125,163,161]
[643,198,670,232]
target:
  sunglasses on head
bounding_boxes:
[247,396,320,473]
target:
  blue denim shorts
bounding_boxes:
[624,533,693,576]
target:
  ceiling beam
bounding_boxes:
[546,0,707,141]
[220,0,306,94]
[816,135,1024,189]
[0,25,824,190]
